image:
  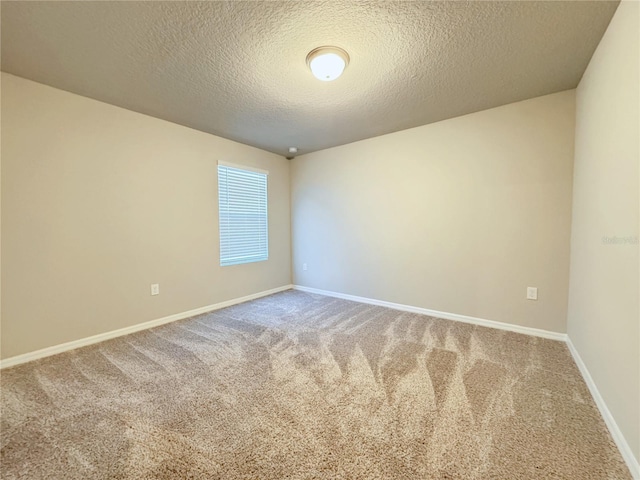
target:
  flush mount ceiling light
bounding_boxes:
[306,46,349,82]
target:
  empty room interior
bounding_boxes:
[1,1,638,478]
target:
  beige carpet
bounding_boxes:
[0,290,631,479]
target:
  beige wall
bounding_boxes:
[1,73,291,359]
[292,90,575,333]
[568,0,639,463]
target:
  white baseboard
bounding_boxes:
[293,285,567,341]
[566,338,640,479]
[0,284,294,370]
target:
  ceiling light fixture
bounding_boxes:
[306,46,349,82]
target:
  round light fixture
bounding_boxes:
[306,46,349,82]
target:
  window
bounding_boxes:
[217,161,268,266]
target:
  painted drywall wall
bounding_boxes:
[567,0,639,463]
[292,90,575,333]
[1,73,291,359]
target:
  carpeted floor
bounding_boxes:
[0,290,631,479]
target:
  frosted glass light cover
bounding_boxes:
[310,53,346,81]
[306,47,349,82]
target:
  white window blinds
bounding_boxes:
[218,162,269,266]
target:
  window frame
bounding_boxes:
[217,160,269,267]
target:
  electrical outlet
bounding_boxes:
[303,263,308,271]
[527,287,538,300]
[151,284,160,296]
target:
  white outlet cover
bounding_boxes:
[527,287,538,300]
[151,284,160,295]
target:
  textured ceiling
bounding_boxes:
[1,1,619,157]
